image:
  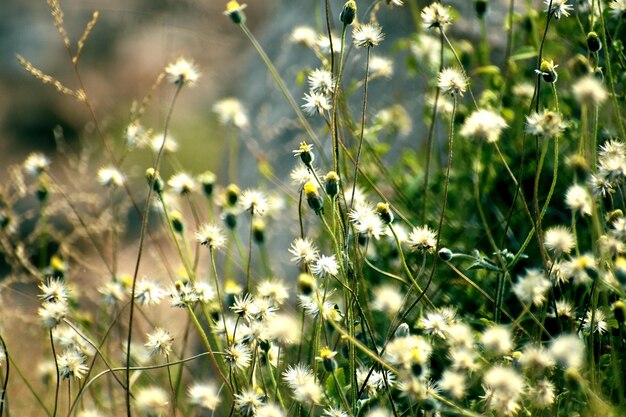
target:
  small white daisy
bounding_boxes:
[308,68,335,95]
[421,3,453,29]
[302,91,332,116]
[168,172,197,195]
[544,0,573,19]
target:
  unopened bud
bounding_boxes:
[146,168,164,194]
[324,171,339,198]
[586,32,602,52]
[438,248,453,261]
[170,210,184,234]
[340,1,357,25]
[376,202,393,225]
[474,0,488,17]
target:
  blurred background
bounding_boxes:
[0,0,276,173]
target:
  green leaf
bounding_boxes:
[510,46,537,61]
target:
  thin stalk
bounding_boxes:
[209,249,229,341]
[246,212,254,291]
[440,31,478,110]
[165,354,177,416]
[421,30,445,223]
[533,137,551,272]
[416,95,458,310]
[7,356,50,416]
[173,316,192,405]
[349,46,371,211]
[126,83,183,417]
[0,334,8,417]
[332,24,348,174]
[50,330,60,417]
[70,352,216,417]
[229,128,239,184]
[62,319,126,389]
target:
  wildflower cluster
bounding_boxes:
[3,0,626,416]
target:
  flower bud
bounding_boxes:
[170,210,184,234]
[474,0,488,17]
[298,273,316,295]
[376,202,393,225]
[225,184,240,206]
[36,179,48,203]
[224,1,247,24]
[324,171,339,198]
[295,142,315,167]
[252,218,265,244]
[145,168,164,194]
[438,247,453,261]
[539,59,558,83]
[223,210,238,230]
[586,32,602,52]
[394,323,410,338]
[613,300,626,324]
[320,347,338,372]
[340,1,357,25]
[198,171,216,198]
[304,181,323,215]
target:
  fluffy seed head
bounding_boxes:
[438,68,467,97]
[352,23,384,48]
[165,58,200,87]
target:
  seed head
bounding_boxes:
[145,328,174,357]
[352,23,384,48]
[97,166,125,188]
[407,226,438,253]
[57,349,89,380]
[195,223,226,250]
[437,68,467,97]
[187,383,221,410]
[165,58,200,87]
[460,109,507,143]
